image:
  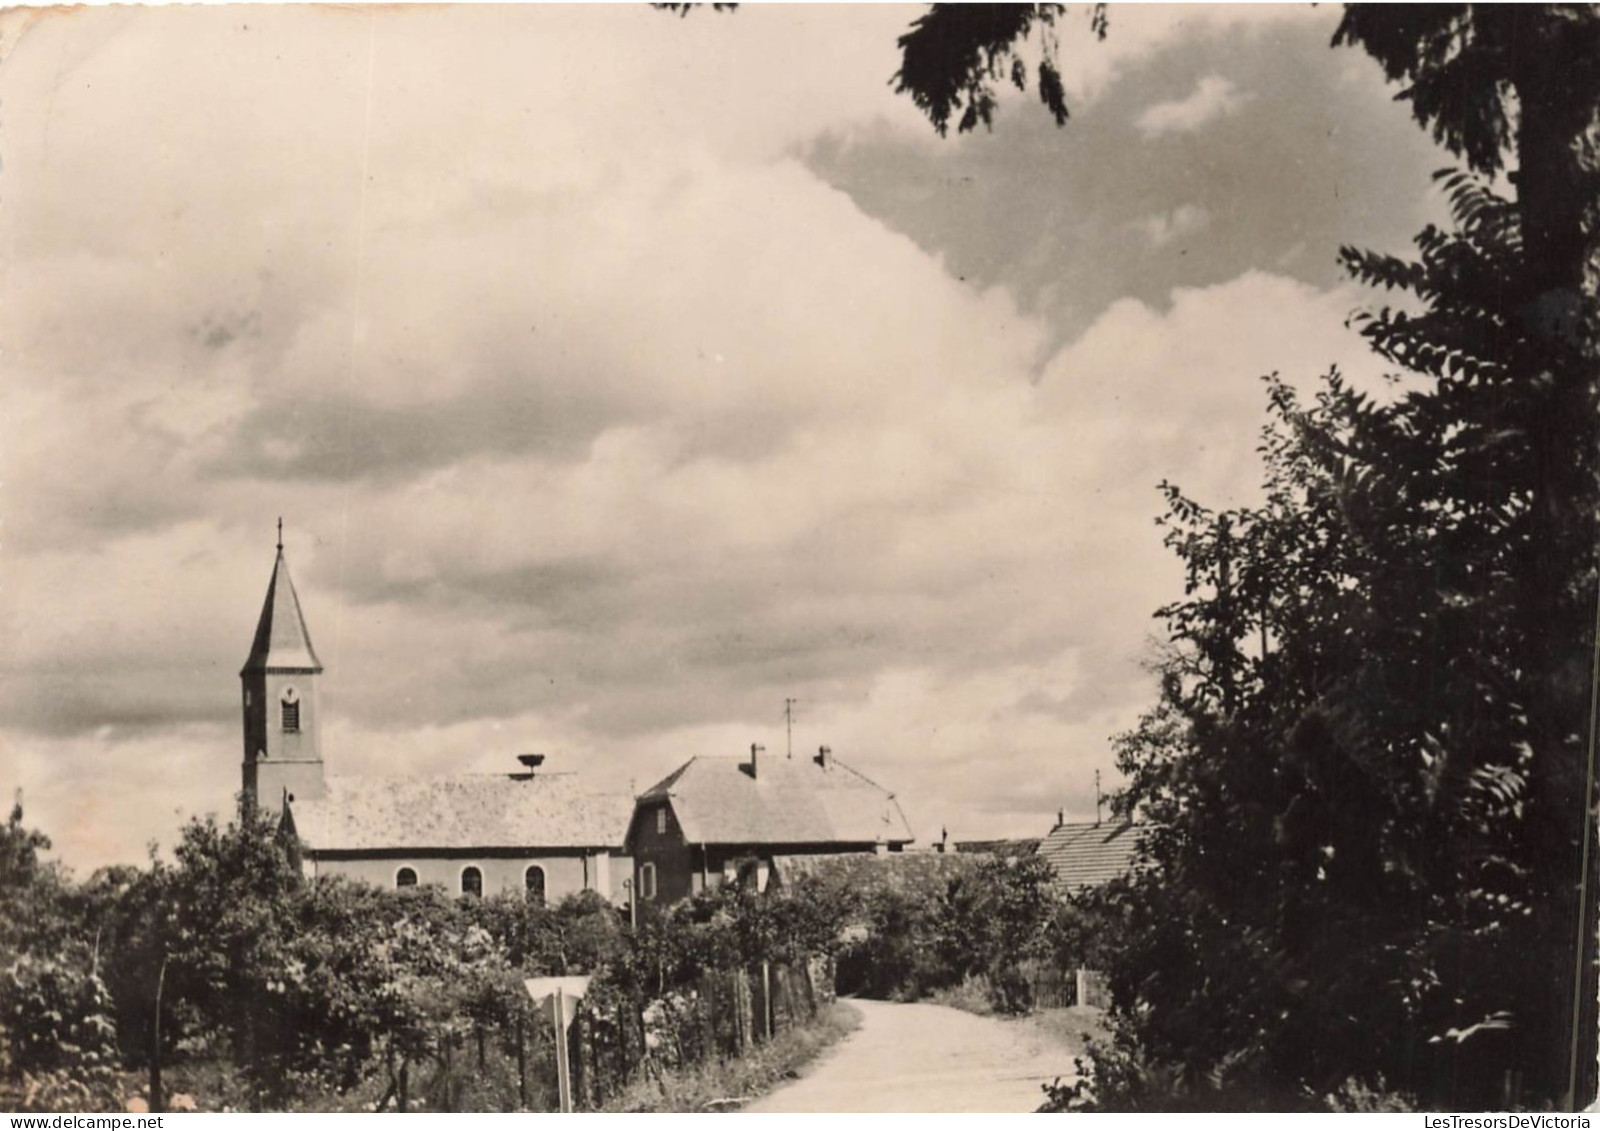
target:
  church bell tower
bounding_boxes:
[241,521,327,809]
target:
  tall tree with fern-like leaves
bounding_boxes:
[1328,14,1600,1102]
[1086,102,1600,1117]
[1329,8,1599,1106]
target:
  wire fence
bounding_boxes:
[561,960,829,1110]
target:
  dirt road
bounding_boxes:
[743,999,1085,1113]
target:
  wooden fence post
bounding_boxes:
[149,956,167,1115]
[515,1014,528,1110]
[553,986,573,1113]
[702,974,717,1061]
[570,1006,586,1110]
[760,962,772,1042]
[735,969,749,1054]
[444,1033,456,1112]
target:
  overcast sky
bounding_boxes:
[0,3,1449,872]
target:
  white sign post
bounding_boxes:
[524,976,591,1113]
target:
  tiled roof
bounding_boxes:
[953,838,1040,857]
[638,755,914,847]
[1038,821,1147,894]
[290,773,634,852]
[242,548,322,673]
[772,851,976,895]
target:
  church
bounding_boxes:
[239,531,634,905]
[238,527,918,910]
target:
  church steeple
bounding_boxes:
[241,522,327,809]
[242,525,323,677]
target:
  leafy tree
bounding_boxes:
[99,804,391,1109]
[2,791,862,1112]
[892,3,1104,135]
[0,797,70,957]
[0,796,51,884]
[1099,157,1598,1100]
[1333,6,1600,328]
[1106,375,1428,1097]
[0,801,121,1111]
[163,806,306,1105]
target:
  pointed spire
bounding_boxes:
[242,524,322,674]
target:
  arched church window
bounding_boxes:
[525,865,546,907]
[281,687,301,733]
[638,862,657,901]
[396,867,418,889]
[461,866,483,898]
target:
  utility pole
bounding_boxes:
[1095,770,1103,826]
[784,698,798,759]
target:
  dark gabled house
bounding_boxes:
[626,744,915,909]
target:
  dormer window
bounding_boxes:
[281,687,301,733]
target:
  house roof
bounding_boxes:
[953,838,1040,857]
[289,772,634,853]
[772,850,976,895]
[242,547,322,674]
[638,754,914,847]
[1038,820,1147,894]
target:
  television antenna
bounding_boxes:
[784,697,799,758]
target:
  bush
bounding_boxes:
[986,964,1033,1016]
[827,853,1074,1009]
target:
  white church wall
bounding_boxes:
[313,852,609,902]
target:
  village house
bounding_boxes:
[1036,811,1149,1008]
[240,533,632,903]
[1036,813,1147,897]
[626,743,915,908]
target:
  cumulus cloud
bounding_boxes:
[802,8,1445,359]
[0,259,1380,868]
[1136,75,1252,137]
[1035,4,1323,105]
[1,5,1414,870]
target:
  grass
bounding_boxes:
[926,975,998,1016]
[1026,1004,1110,1053]
[599,1000,863,1113]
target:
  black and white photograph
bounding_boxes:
[2,1,1599,1115]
